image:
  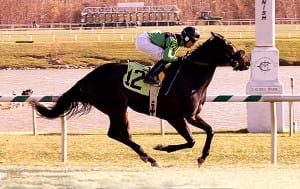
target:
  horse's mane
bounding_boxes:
[188,36,214,61]
[187,33,227,64]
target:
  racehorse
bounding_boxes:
[31,32,250,167]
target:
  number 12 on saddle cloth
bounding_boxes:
[123,61,161,116]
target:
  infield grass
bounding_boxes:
[0,131,299,167]
[0,25,299,68]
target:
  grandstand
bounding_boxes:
[81,3,181,27]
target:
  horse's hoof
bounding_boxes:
[151,161,161,168]
[197,158,205,168]
[140,155,148,163]
[153,144,163,150]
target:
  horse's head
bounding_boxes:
[189,32,250,71]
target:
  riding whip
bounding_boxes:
[164,52,189,95]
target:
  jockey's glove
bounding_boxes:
[179,55,188,62]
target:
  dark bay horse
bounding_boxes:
[32,32,250,167]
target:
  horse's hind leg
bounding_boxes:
[186,114,214,167]
[107,111,160,167]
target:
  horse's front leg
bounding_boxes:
[154,117,195,152]
[107,112,160,167]
[186,114,214,167]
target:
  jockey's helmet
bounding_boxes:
[181,26,200,44]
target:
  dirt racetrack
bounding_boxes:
[0,164,299,189]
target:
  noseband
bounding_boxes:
[230,50,250,71]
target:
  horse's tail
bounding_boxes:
[33,82,91,119]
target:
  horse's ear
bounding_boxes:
[211,32,216,37]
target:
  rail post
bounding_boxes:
[270,102,277,165]
[289,76,293,136]
[160,119,165,136]
[289,77,296,136]
[289,101,294,137]
[61,114,67,163]
[32,106,37,136]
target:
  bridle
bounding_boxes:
[184,32,250,71]
[223,37,250,71]
[230,50,250,71]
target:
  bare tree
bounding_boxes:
[0,0,297,24]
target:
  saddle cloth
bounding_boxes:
[123,61,160,96]
[123,61,161,116]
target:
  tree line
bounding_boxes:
[0,0,298,24]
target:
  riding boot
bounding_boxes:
[144,60,167,85]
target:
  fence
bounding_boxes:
[0,24,300,43]
[0,18,299,30]
[1,94,299,165]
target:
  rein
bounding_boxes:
[187,59,211,67]
[164,59,210,95]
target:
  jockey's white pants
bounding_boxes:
[135,32,164,61]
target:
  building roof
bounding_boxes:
[81,5,180,16]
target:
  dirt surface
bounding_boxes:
[0,164,299,189]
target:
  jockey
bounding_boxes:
[135,26,200,85]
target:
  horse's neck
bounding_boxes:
[196,65,216,90]
[183,62,216,92]
[186,43,222,90]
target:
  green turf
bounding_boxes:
[0,25,299,68]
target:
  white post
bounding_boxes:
[160,119,165,136]
[289,101,294,137]
[270,102,277,165]
[61,115,67,163]
[246,0,285,133]
[32,106,37,136]
[289,77,294,136]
